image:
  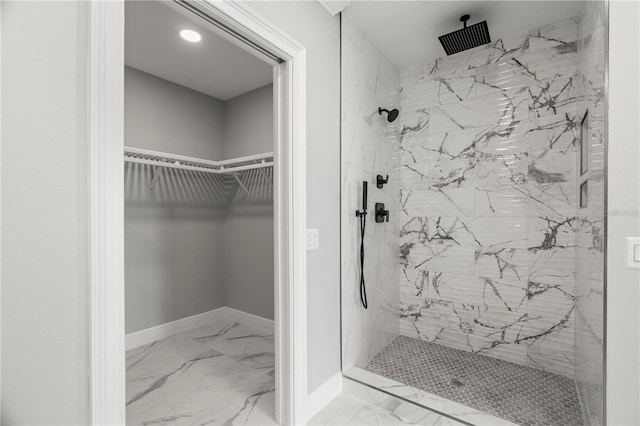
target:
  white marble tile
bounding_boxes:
[126,320,276,426]
[309,394,365,426]
[343,379,467,426]
[474,187,530,217]
[345,11,591,417]
[344,368,518,426]
[193,322,275,374]
[401,188,475,217]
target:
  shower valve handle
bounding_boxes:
[377,174,389,189]
[375,203,390,223]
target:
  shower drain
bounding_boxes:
[450,378,465,387]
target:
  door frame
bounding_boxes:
[88,1,308,424]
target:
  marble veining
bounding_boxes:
[397,17,581,376]
[342,11,603,426]
[126,320,276,425]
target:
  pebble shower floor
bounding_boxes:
[365,335,583,426]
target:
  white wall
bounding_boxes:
[1,1,90,424]
[246,1,341,393]
[607,1,640,424]
[124,67,227,333]
[223,84,275,320]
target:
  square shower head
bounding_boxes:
[438,19,491,56]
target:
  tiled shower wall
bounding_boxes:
[398,18,581,376]
[341,16,401,370]
[575,0,606,423]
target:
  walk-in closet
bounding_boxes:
[123,2,276,424]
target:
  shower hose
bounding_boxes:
[359,210,368,309]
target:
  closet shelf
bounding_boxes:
[124,146,274,174]
[124,146,273,210]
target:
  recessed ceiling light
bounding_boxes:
[180,29,201,43]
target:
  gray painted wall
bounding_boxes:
[223,84,274,320]
[124,210,227,333]
[124,67,227,333]
[246,1,341,393]
[124,70,275,331]
[1,1,90,424]
[223,84,274,158]
[125,66,225,159]
[125,71,275,331]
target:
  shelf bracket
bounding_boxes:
[233,172,250,195]
[256,160,273,185]
[148,166,163,191]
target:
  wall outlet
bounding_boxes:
[306,229,319,250]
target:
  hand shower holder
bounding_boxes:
[376,174,389,189]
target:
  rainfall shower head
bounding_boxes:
[378,107,399,123]
[438,14,491,56]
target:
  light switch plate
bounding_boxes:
[626,237,640,269]
[306,229,319,250]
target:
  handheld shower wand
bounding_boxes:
[355,181,368,309]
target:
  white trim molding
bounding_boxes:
[318,0,351,16]
[223,307,274,336]
[125,308,223,351]
[307,372,343,421]
[189,2,309,423]
[125,307,274,351]
[89,1,125,424]
[89,1,307,425]
[182,3,308,422]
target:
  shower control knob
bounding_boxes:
[376,174,389,189]
[375,203,390,223]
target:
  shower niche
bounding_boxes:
[341,2,606,425]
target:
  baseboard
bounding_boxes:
[125,307,274,350]
[307,372,343,421]
[221,306,274,336]
[125,308,225,350]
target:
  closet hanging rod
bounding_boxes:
[125,146,273,166]
[124,146,274,174]
[124,156,274,174]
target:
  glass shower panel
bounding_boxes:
[575,0,607,424]
[341,3,606,426]
[341,13,401,372]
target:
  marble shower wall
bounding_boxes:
[341,16,401,370]
[398,18,581,376]
[575,1,606,424]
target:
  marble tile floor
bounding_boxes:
[126,320,276,425]
[127,319,443,426]
[309,393,464,426]
[365,335,583,426]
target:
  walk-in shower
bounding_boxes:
[341,2,606,425]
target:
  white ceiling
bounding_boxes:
[125,1,273,101]
[343,1,582,69]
